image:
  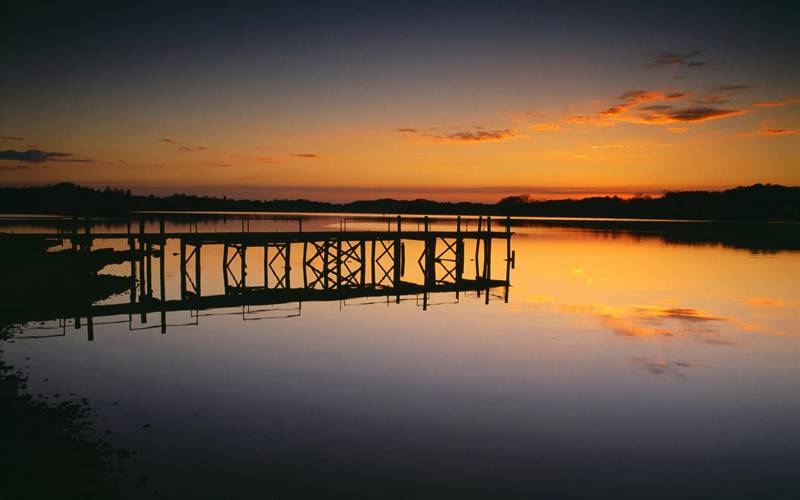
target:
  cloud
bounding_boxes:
[629,357,696,378]
[567,89,745,127]
[648,50,714,68]
[529,122,560,131]
[0,149,94,164]
[739,122,800,137]
[599,90,688,117]
[752,96,800,108]
[634,306,726,322]
[695,95,730,105]
[712,84,753,92]
[160,138,177,144]
[513,111,547,124]
[433,129,516,143]
[397,127,517,143]
[210,162,232,167]
[754,127,799,136]
[1,136,24,141]
[291,153,320,159]
[639,106,746,123]
[0,164,29,171]
[745,297,787,307]
[177,145,207,152]
[668,127,689,133]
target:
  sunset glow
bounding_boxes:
[2,3,798,201]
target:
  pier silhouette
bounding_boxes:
[4,216,515,339]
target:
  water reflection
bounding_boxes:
[1,214,798,500]
[3,215,514,338]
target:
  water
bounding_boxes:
[2,214,798,499]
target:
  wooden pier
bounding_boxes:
[6,215,516,339]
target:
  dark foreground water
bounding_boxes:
[1,214,798,499]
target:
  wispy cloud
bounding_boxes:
[0,164,29,171]
[745,297,787,307]
[529,122,561,131]
[566,89,746,127]
[396,126,516,143]
[629,357,698,378]
[0,149,94,164]
[739,121,800,137]
[160,137,206,152]
[0,136,24,141]
[435,129,516,142]
[178,145,207,152]
[648,50,715,68]
[752,96,800,108]
[712,84,753,92]
[291,153,321,159]
[637,106,747,123]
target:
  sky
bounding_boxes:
[1,0,799,202]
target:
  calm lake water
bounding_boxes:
[2,214,799,499]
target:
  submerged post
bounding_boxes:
[160,240,166,334]
[180,239,187,298]
[195,244,202,298]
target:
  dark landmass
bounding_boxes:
[515,219,800,254]
[1,182,798,220]
[0,240,132,499]
[0,356,126,500]
[0,236,133,325]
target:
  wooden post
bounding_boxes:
[392,238,401,287]
[370,239,376,285]
[302,241,308,288]
[424,237,435,286]
[195,244,202,298]
[240,245,247,288]
[335,239,342,287]
[87,314,94,342]
[396,215,401,232]
[321,241,328,289]
[180,239,187,299]
[359,240,366,286]
[160,241,166,334]
[223,243,229,291]
[146,242,153,298]
[264,245,269,288]
[285,242,291,288]
[129,237,137,304]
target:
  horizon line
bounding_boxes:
[1,181,794,205]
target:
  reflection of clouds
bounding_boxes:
[580,303,736,345]
[745,297,787,307]
[630,306,726,322]
[629,356,698,378]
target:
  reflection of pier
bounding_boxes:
[12,216,515,339]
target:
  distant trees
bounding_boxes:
[0,183,797,220]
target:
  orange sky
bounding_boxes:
[1,3,798,201]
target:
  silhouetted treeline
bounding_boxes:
[0,183,798,220]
